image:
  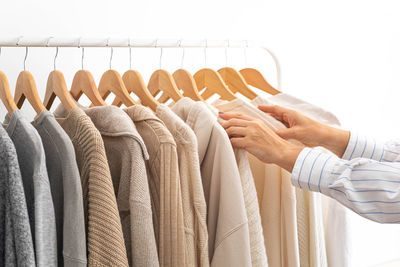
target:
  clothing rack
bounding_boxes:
[0,37,281,89]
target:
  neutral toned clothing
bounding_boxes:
[254,93,350,267]
[213,98,300,267]
[54,107,129,267]
[124,105,186,267]
[251,96,328,267]
[4,110,57,267]
[292,132,400,223]
[83,106,159,267]
[32,110,87,267]
[172,97,252,267]
[206,102,268,267]
[155,104,209,267]
[0,124,36,267]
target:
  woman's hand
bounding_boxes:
[219,112,304,172]
[257,105,350,157]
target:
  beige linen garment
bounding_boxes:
[252,93,350,267]
[83,106,159,267]
[213,99,300,267]
[54,107,129,267]
[205,103,268,267]
[171,97,252,267]
[155,104,209,267]
[124,105,186,267]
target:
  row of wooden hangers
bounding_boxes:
[0,46,281,115]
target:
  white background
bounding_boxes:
[1,0,400,266]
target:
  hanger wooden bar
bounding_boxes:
[0,71,18,114]
[14,71,46,114]
[44,70,78,112]
[218,67,258,99]
[194,68,236,100]
[98,69,137,106]
[239,68,281,95]
[70,70,107,106]
[148,69,184,103]
[173,69,204,101]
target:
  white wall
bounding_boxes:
[1,0,400,266]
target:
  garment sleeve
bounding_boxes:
[291,132,400,223]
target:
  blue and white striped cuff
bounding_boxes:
[341,132,385,161]
[291,147,338,195]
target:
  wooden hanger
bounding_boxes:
[148,69,184,103]
[218,67,258,99]
[173,69,204,101]
[239,68,281,95]
[193,68,236,101]
[14,70,46,114]
[112,70,159,110]
[98,69,137,106]
[44,70,78,112]
[0,71,18,114]
[70,70,107,106]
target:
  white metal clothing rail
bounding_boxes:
[0,37,281,89]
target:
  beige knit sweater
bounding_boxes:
[124,105,186,267]
[55,107,129,267]
[156,104,209,267]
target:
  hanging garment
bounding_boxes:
[124,105,186,267]
[213,98,300,267]
[252,93,350,267]
[82,106,159,267]
[3,110,57,267]
[32,110,87,267]
[54,107,129,267]
[172,97,252,267]
[250,96,328,267]
[205,103,268,267]
[155,104,209,267]
[0,124,36,267]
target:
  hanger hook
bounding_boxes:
[179,39,185,69]
[225,39,230,66]
[243,40,248,66]
[23,47,28,71]
[54,47,59,71]
[78,37,84,70]
[204,39,208,67]
[107,38,113,70]
[128,38,132,70]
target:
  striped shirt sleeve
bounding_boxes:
[291,133,400,223]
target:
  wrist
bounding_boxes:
[319,125,350,157]
[276,141,304,172]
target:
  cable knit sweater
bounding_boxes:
[156,104,209,267]
[124,105,186,267]
[83,106,159,267]
[54,107,129,267]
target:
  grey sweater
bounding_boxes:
[32,110,87,267]
[0,124,36,267]
[3,110,57,267]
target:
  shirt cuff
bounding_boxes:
[291,147,337,195]
[341,132,384,161]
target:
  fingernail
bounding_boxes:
[219,111,224,114]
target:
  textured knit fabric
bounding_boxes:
[253,93,350,267]
[124,105,186,267]
[82,105,159,267]
[32,110,87,267]
[172,98,252,267]
[0,124,36,267]
[54,107,129,267]
[213,98,300,267]
[155,104,209,267]
[206,103,268,267]
[3,110,57,267]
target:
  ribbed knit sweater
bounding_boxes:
[54,107,129,267]
[156,104,209,267]
[124,105,186,267]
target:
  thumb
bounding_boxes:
[275,128,297,140]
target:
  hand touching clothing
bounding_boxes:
[219,105,350,172]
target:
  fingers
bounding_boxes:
[220,118,251,129]
[218,112,254,122]
[275,128,297,140]
[225,126,247,138]
[229,137,247,149]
